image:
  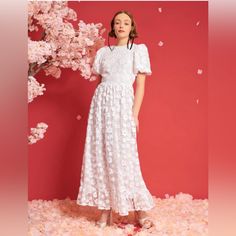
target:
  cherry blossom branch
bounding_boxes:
[28,1,106,144]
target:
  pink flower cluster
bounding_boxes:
[28,1,106,144]
[28,122,48,145]
[28,38,53,65]
[28,76,46,103]
[28,1,105,80]
[28,1,77,32]
[28,193,208,235]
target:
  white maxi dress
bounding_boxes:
[77,43,155,216]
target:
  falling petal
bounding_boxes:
[196,21,200,26]
[158,7,162,13]
[158,41,164,47]
[197,69,203,75]
[196,99,199,104]
[76,115,82,120]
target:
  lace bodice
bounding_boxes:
[92,43,152,85]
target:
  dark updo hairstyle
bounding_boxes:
[108,10,138,51]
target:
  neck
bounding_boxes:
[116,38,129,46]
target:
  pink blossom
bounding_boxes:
[28,1,106,145]
[28,122,48,144]
[28,76,46,103]
[28,1,105,80]
[44,65,61,79]
[28,38,53,65]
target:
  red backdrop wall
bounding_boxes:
[29,1,208,200]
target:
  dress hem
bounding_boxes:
[76,200,156,216]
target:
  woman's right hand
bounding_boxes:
[133,114,139,133]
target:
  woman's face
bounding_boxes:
[113,13,132,39]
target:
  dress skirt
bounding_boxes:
[77,81,155,216]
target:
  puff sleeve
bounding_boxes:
[91,47,104,75]
[133,44,152,76]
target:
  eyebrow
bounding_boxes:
[115,19,130,22]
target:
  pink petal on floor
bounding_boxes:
[28,193,208,235]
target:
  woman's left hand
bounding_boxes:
[133,115,139,133]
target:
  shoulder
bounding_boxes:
[135,43,147,48]
[133,43,149,54]
[95,46,107,56]
[133,43,150,57]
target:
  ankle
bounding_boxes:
[99,209,110,219]
[136,210,148,218]
[100,209,110,214]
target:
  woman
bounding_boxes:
[77,10,155,229]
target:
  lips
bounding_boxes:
[118,30,125,33]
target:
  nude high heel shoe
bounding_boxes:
[135,211,155,229]
[96,209,113,228]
